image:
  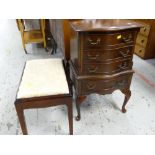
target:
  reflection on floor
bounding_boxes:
[0,19,155,135]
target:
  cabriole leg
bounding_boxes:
[75,95,86,121]
[121,89,131,113]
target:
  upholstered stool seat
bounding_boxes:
[15,58,73,135]
[17,59,69,98]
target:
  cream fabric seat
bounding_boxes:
[17,58,69,99]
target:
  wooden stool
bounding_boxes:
[14,58,73,135]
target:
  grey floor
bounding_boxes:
[0,19,155,135]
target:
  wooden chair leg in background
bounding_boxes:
[21,38,27,54]
[43,34,47,52]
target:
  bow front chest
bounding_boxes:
[69,20,142,120]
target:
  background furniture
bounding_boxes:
[17,19,47,54]
[44,19,57,54]
[69,19,141,120]
[134,19,155,59]
[49,20,81,59]
[15,59,73,135]
[49,20,70,59]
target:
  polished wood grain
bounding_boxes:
[70,61,133,96]
[82,58,133,75]
[69,19,141,121]
[81,30,136,50]
[70,19,142,32]
[82,46,134,63]
[78,73,133,96]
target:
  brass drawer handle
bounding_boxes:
[88,38,101,45]
[87,83,96,90]
[120,50,130,57]
[122,34,132,43]
[87,53,100,60]
[119,62,127,70]
[88,66,98,73]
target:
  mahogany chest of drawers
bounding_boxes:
[69,20,141,120]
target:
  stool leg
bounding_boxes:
[15,104,28,135]
[67,102,73,135]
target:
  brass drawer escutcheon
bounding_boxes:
[87,53,100,60]
[88,38,101,45]
[87,83,97,90]
[119,62,128,70]
[119,50,130,57]
[87,66,98,73]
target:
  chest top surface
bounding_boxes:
[70,19,142,32]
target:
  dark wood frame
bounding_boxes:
[70,61,133,121]
[14,61,73,135]
[68,20,141,121]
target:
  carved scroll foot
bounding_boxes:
[122,107,127,113]
[76,115,81,121]
[121,89,131,113]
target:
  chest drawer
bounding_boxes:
[140,24,150,37]
[81,31,136,50]
[79,73,133,96]
[134,45,145,58]
[81,58,133,75]
[136,34,148,47]
[82,46,134,63]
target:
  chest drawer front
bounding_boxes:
[83,46,134,63]
[134,45,145,58]
[136,34,148,47]
[80,73,133,96]
[81,31,136,50]
[139,24,150,37]
[82,59,132,75]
